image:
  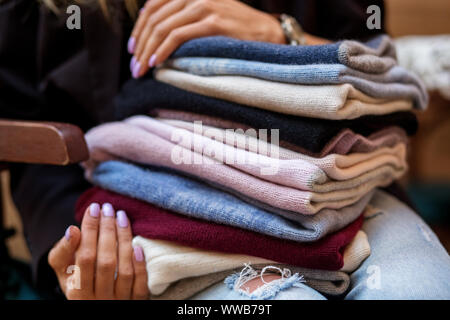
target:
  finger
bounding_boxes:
[136,2,208,77]
[133,0,188,77]
[152,17,221,67]
[48,225,81,293]
[114,210,134,299]
[130,0,175,56]
[48,225,81,273]
[129,0,170,54]
[95,203,118,299]
[131,246,149,300]
[134,0,187,59]
[74,203,101,295]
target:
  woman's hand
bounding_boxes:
[128,0,286,78]
[48,203,149,300]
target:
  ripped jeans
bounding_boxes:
[191,190,450,300]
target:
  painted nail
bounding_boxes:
[148,54,157,68]
[132,61,141,78]
[134,246,144,262]
[65,226,72,240]
[102,203,115,217]
[127,37,136,54]
[139,8,144,14]
[130,56,136,72]
[117,210,128,228]
[89,203,100,218]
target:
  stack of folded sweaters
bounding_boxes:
[75,35,427,299]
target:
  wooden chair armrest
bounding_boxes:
[0,119,89,165]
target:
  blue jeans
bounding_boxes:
[192,190,450,300]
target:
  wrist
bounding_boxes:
[267,13,288,44]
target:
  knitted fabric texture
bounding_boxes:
[113,78,418,154]
[171,35,397,73]
[86,161,370,241]
[167,58,428,110]
[83,117,404,214]
[155,117,408,181]
[340,229,371,273]
[155,68,413,120]
[131,230,369,295]
[155,109,409,157]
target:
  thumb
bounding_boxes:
[48,225,81,275]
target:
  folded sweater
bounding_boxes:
[147,117,408,182]
[113,78,418,153]
[76,186,369,265]
[155,68,413,120]
[87,161,370,242]
[171,35,397,73]
[155,109,409,157]
[83,118,401,213]
[167,58,428,110]
[131,230,369,295]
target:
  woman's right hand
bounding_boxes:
[48,203,149,300]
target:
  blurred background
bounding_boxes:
[386,0,450,250]
[1,0,450,299]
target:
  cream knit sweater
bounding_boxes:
[155,68,413,120]
[132,231,370,296]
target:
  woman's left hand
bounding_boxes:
[128,0,286,78]
[48,203,149,300]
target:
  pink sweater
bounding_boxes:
[83,116,405,215]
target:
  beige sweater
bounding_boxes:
[155,68,413,120]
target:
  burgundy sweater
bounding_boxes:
[76,187,364,270]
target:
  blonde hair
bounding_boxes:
[41,0,139,20]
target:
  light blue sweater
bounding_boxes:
[89,160,372,243]
[166,58,428,110]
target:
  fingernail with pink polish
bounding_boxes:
[102,203,115,217]
[128,37,136,54]
[132,61,141,78]
[117,210,128,228]
[65,226,72,240]
[89,203,100,218]
[134,246,144,262]
[139,8,144,14]
[148,54,157,68]
[130,56,136,71]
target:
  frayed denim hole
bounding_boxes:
[224,264,305,300]
[249,273,305,300]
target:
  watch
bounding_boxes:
[279,14,306,46]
